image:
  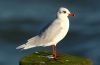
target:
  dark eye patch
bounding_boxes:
[59,11,61,13]
[63,11,66,13]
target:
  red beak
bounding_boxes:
[68,13,75,16]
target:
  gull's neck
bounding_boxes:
[57,16,69,29]
[57,14,69,21]
[58,16,69,22]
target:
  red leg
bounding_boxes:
[51,45,57,60]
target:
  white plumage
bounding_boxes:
[16,7,74,50]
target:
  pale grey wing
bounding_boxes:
[40,20,62,43]
[16,20,62,49]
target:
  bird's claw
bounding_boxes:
[53,55,61,61]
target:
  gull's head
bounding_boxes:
[57,7,75,19]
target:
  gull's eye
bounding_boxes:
[59,11,61,13]
[63,11,66,13]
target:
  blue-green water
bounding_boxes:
[0,0,100,65]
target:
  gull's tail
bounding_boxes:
[16,36,40,50]
[16,44,26,50]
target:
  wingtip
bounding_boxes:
[16,44,26,49]
[16,47,21,49]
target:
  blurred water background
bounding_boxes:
[0,0,100,65]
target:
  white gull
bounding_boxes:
[16,7,75,60]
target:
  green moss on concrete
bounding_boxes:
[20,51,92,65]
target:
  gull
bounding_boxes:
[16,7,75,60]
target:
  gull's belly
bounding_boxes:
[52,21,69,45]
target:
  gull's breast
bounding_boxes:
[52,20,69,45]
